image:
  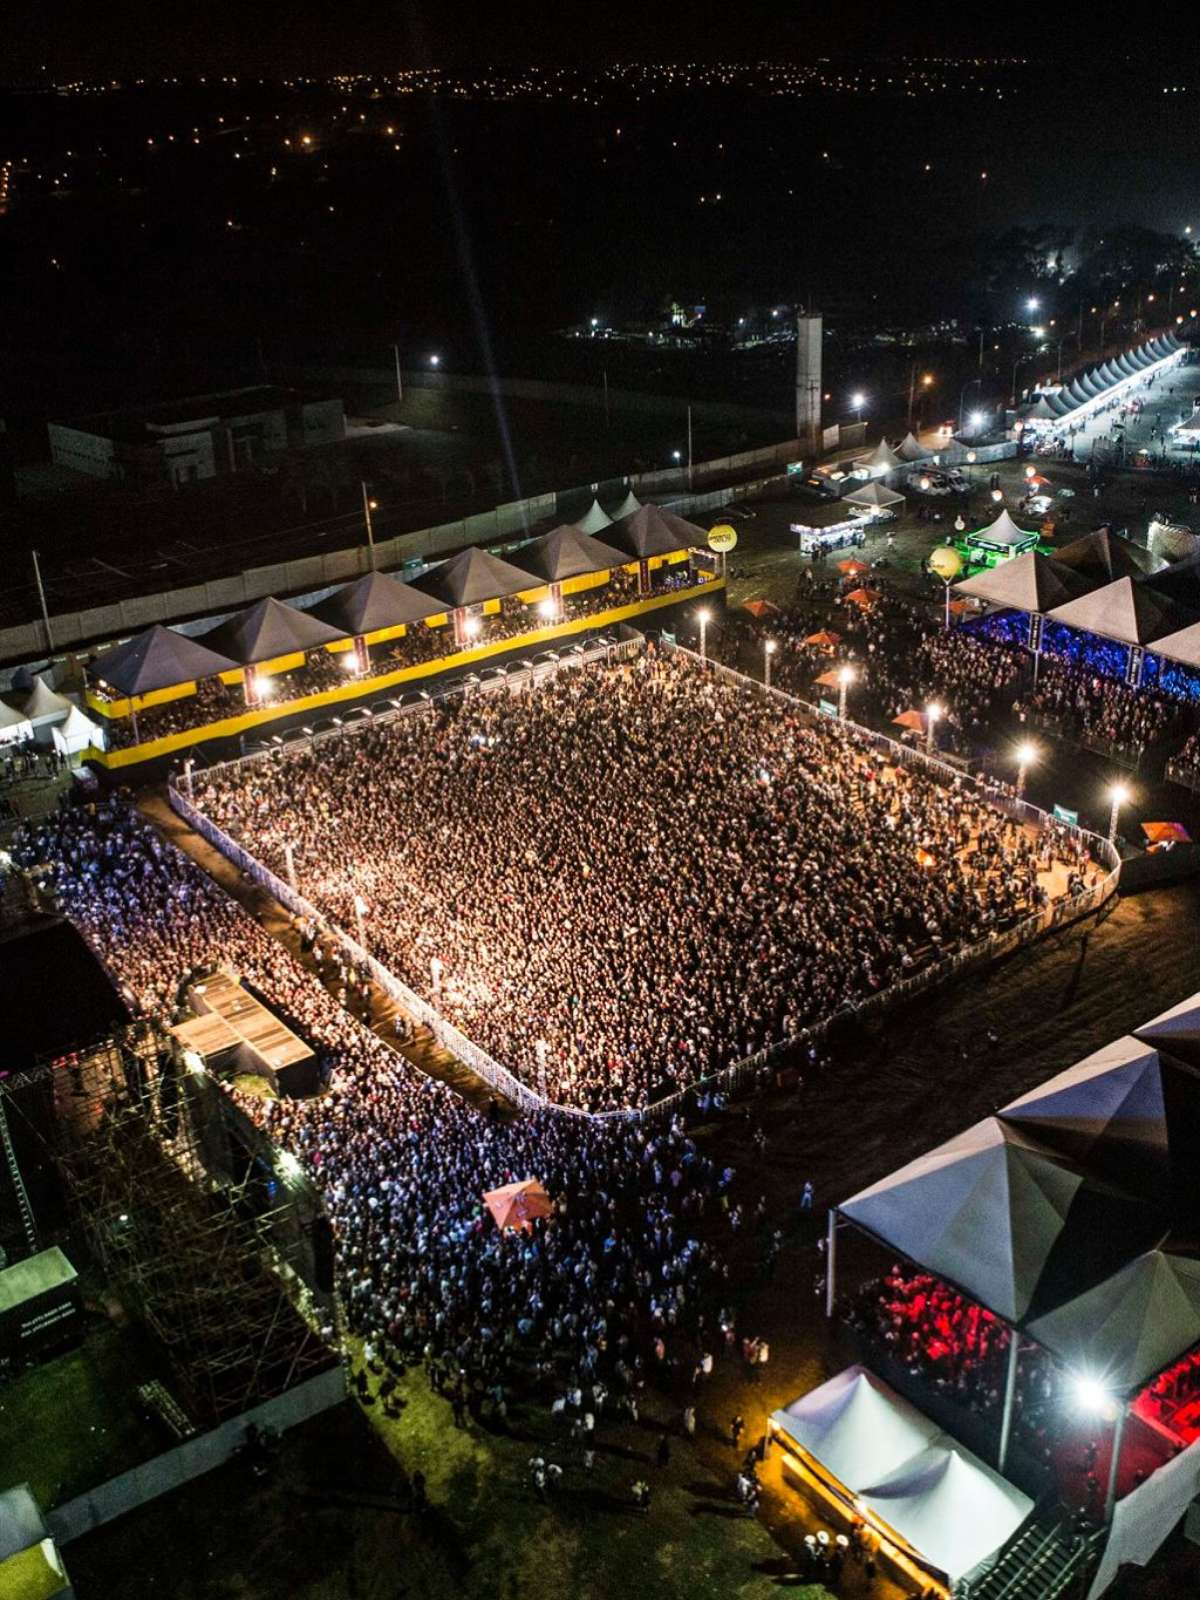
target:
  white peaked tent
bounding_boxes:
[576,497,613,534]
[772,1367,1032,1586]
[1048,577,1191,648]
[895,431,932,463]
[21,676,73,727]
[772,1366,941,1488]
[856,1440,1033,1586]
[0,699,33,746]
[53,702,104,758]
[856,439,904,477]
[610,489,642,520]
[969,509,1038,552]
[843,480,905,512]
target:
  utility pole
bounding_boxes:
[31,549,54,651]
[686,404,694,490]
[603,367,610,430]
[392,344,403,407]
[361,481,377,571]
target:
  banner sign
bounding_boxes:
[1053,804,1080,827]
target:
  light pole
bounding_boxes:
[850,391,866,427]
[1015,741,1037,799]
[925,701,942,751]
[958,377,983,433]
[838,664,854,719]
[284,841,297,890]
[183,757,194,801]
[1010,354,1030,408]
[392,342,403,406]
[1108,781,1130,844]
[361,481,378,571]
[697,607,711,663]
[764,638,777,692]
[907,368,933,428]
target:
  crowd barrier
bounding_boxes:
[168,636,1121,1127]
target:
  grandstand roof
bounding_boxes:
[1047,576,1192,647]
[1052,527,1157,584]
[201,597,345,665]
[309,571,444,635]
[90,624,240,695]
[514,524,628,583]
[953,551,1091,614]
[408,546,540,608]
[604,504,706,561]
[1151,619,1200,670]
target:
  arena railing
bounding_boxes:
[168,636,1120,1128]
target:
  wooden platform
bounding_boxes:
[179,971,317,1094]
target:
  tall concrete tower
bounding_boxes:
[795,312,823,458]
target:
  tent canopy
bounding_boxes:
[604,503,705,561]
[408,546,540,609]
[202,597,345,666]
[610,489,642,520]
[856,439,903,473]
[515,524,627,583]
[483,1179,553,1232]
[19,677,73,726]
[894,431,933,462]
[90,624,240,696]
[310,571,444,636]
[772,1367,1032,1586]
[576,497,613,534]
[953,551,1091,614]
[1053,527,1158,584]
[0,700,34,741]
[1048,576,1193,648]
[844,480,905,511]
[1150,618,1200,670]
[967,509,1038,551]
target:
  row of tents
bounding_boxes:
[0,673,102,754]
[89,500,711,700]
[954,523,1200,667]
[1018,334,1183,428]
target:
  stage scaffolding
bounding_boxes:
[17,1020,339,1425]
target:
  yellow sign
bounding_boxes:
[928,546,964,581]
[708,523,738,553]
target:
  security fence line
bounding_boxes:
[169,635,1121,1126]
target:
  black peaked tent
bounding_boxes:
[90,624,240,697]
[1053,528,1158,585]
[201,597,346,665]
[408,546,539,609]
[604,504,706,562]
[310,571,445,635]
[516,525,627,584]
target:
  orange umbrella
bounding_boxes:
[892,709,926,732]
[837,558,869,576]
[803,629,842,648]
[947,598,973,616]
[743,599,781,619]
[844,587,880,608]
[812,668,842,688]
[483,1178,553,1232]
[1142,821,1192,845]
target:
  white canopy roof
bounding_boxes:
[21,676,73,727]
[610,489,642,520]
[894,431,932,462]
[856,439,904,474]
[1048,576,1191,648]
[1152,619,1200,670]
[773,1366,1032,1586]
[0,701,33,744]
[858,1439,1033,1585]
[968,509,1038,550]
[844,480,905,511]
[576,497,613,534]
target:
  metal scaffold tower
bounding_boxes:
[28,1022,338,1425]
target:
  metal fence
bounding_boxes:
[169,636,1121,1128]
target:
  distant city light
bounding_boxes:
[1026,297,1040,311]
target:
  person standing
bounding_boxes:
[730,1414,744,1450]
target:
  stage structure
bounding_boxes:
[11,1022,338,1425]
[172,970,320,1096]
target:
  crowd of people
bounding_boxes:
[1013,655,1182,757]
[193,649,1087,1111]
[12,797,766,1431]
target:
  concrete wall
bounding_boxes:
[47,425,118,480]
[296,397,346,448]
[45,1363,347,1545]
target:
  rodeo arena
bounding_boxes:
[8,327,1200,1599]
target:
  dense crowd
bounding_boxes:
[1013,656,1181,756]
[195,650,1088,1111]
[12,799,755,1410]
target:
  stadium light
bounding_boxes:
[1108,781,1131,844]
[1027,296,1040,311]
[1015,741,1038,798]
[697,607,711,662]
[537,596,557,621]
[925,701,943,751]
[764,637,777,691]
[837,664,854,718]
[429,353,440,367]
[277,1150,303,1181]
[851,391,867,421]
[1071,1371,1116,1418]
[463,616,482,639]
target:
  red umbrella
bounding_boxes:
[892,709,926,732]
[803,629,842,648]
[844,587,880,608]
[483,1179,554,1232]
[837,558,869,576]
[743,599,782,620]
